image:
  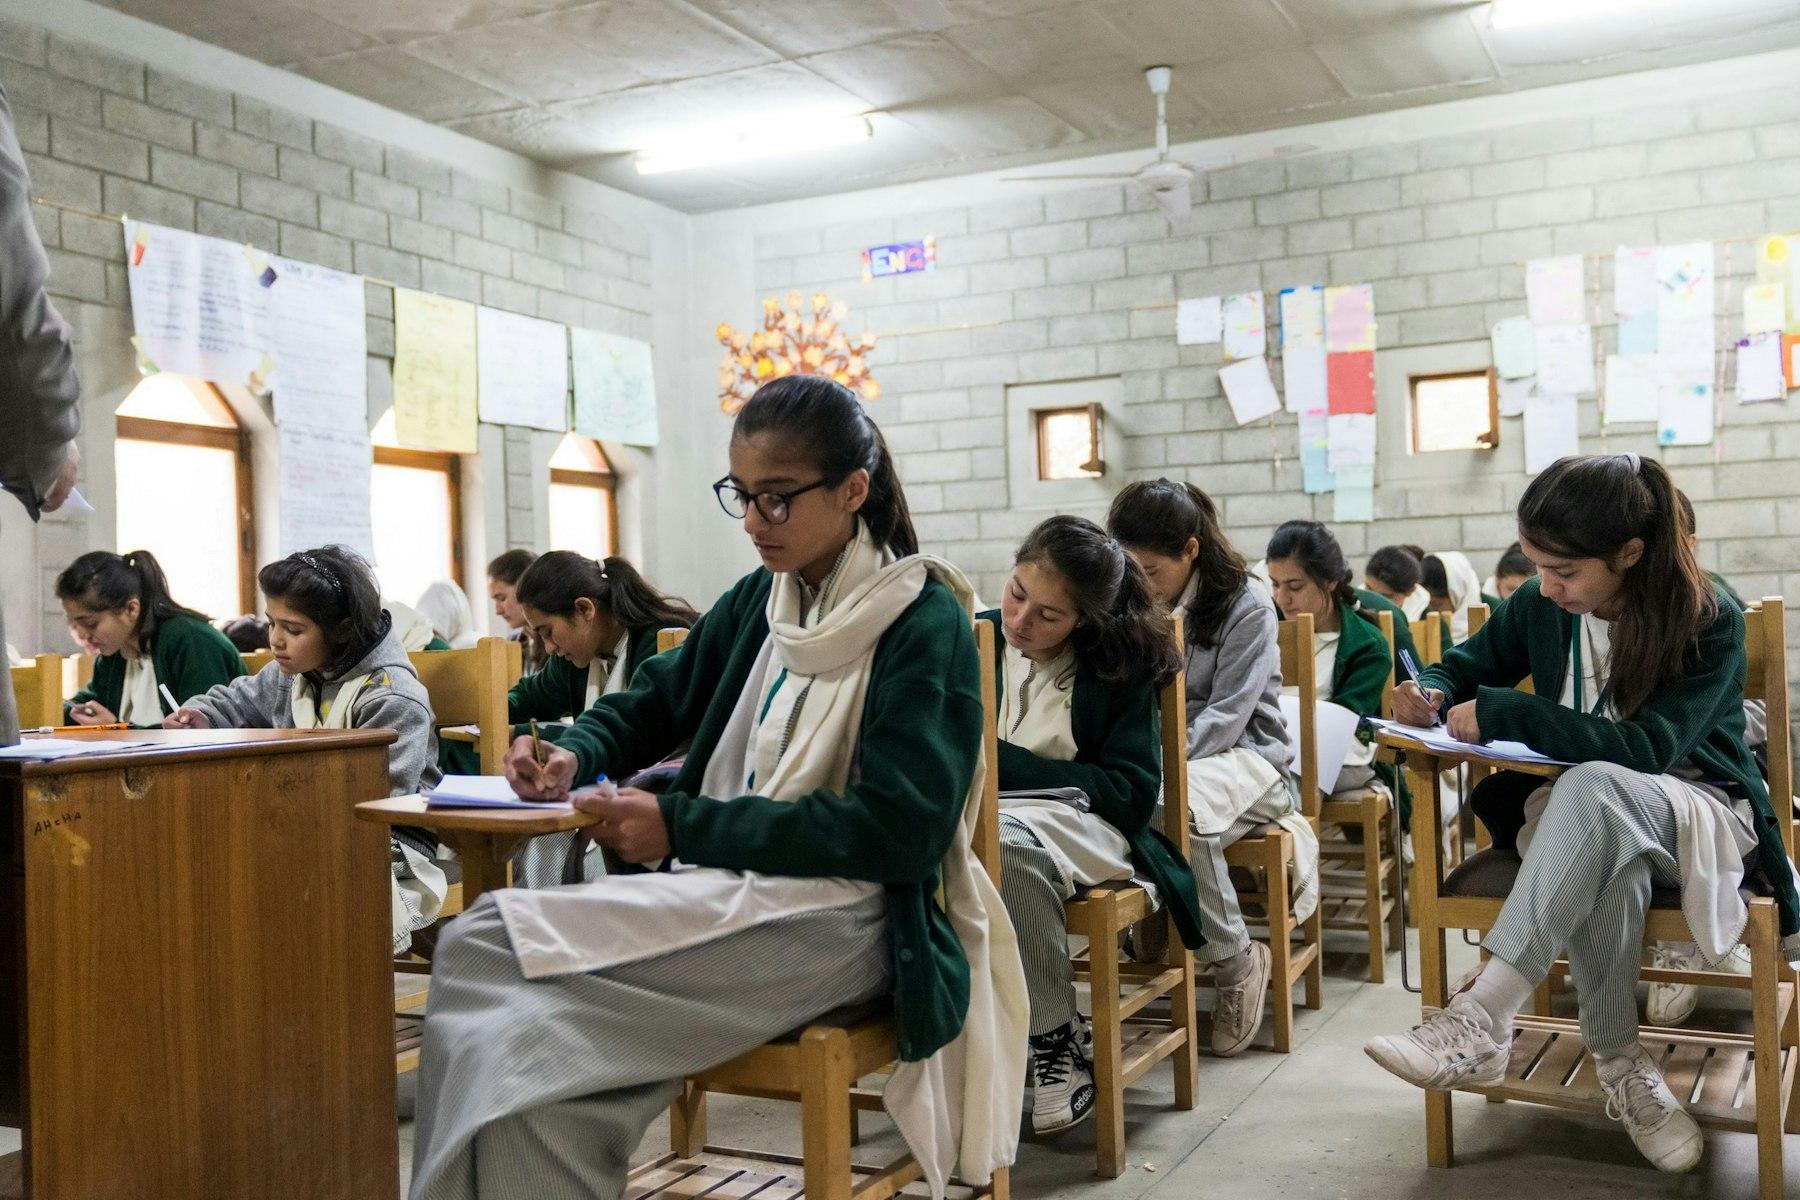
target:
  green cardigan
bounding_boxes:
[557,568,983,1062]
[976,612,1206,952]
[1354,587,1417,682]
[1419,577,1800,940]
[66,613,243,727]
[1321,600,1391,718]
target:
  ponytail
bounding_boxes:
[1106,477,1249,650]
[1014,515,1179,688]
[732,375,918,559]
[1518,453,1714,717]
[1267,520,1359,612]
[515,551,699,632]
[55,548,207,640]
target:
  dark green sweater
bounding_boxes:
[1322,599,1391,718]
[976,612,1206,951]
[1419,577,1799,939]
[1354,587,1416,683]
[557,568,983,1062]
[66,613,243,727]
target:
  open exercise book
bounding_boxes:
[1362,717,1571,768]
[0,737,161,760]
[426,774,573,810]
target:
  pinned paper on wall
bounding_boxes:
[267,255,366,434]
[1618,312,1659,357]
[1283,341,1326,415]
[1490,317,1536,380]
[1526,256,1585,326]
[277,424,374,561]
[1657,243,1715,325]
[572,328,659,446]
[1658,379,1714,446]
[1279,285,1325,347]
[477,307,570,431]
[1326,413,1376,471]
[1603,354,1659,424]
[1326,351,1375,414]
[1523,392,1578,474]
[1221,292,1266,361]
[1614,245,1658,323]
[1790,334,1800,391]
[1176,295,1222,345]
[1755,234,1800,332]
[1323,283,1376,352]
[1736,333,1786,403]
[1497,375,1533,418]
[1333,465,1374,523]
[122,218,272,389]
[393,289,479,454]
[1659,317,1715,379]
[1745,283,1786,336]
[1533,323,1595,395]
[1299,410,1335,494]
[1219,356,1282,425]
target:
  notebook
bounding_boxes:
[425,774,573,810]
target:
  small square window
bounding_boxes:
[1035,404,1104,480]
[1409,370,1499,454]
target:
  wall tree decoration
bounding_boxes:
[715,291,879,414]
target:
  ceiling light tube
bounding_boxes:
[1488,0,1668,29]
[634,114,874,176]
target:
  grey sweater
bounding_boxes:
[1179,576,1293,776]
[185,625,442,799]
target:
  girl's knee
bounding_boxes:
[1548,761,1639,816]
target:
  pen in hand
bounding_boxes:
[528,718,546,785]
[1397,648,1444,727]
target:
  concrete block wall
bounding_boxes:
[3,20,654,648]
[750,84,1800,719]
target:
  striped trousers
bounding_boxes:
[1483,761,1681,1055]
[998,818,1080,1037]
[410,890,890,1200]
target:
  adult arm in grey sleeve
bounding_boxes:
[1185,602,1281,760]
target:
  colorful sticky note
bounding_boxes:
[1326,351,1375,414]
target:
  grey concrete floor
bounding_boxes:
[388,931,1798,1199]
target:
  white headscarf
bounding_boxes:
[1428,551,1483,643]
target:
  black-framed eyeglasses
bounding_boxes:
[712,476,830,524]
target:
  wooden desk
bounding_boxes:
[358,795,596,906]
[1,728,398,1200]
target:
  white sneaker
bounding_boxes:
[1597,1046,1703,1173]
[1364,994,1510,1090]
[1027,1018,1096,1134]
[1645,942,1705,1027]
[1210,940,1271,1057]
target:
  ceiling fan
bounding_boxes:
[1002,65,1313,219]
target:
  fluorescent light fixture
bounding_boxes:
[634,114,874,176]
[1488,0,1674,28]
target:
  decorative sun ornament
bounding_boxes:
[715,291,879,414]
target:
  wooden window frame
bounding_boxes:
[115,403,257,615]
[548,460,620,558]
[1034,403,1105,481]
[1408,368,1500,455]
[372,444,466,585]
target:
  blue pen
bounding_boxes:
[1397,648,1444,726]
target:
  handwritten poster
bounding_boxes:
[1279,285,1325,347]
[1324,284,1376,353]
[572,328,659,447]
[1658,379,1714,446]
[1333,464,1374,523]
[277,423,374,560]
[1736,333,1786,403]
[476,307,569,431]
[1326,413,1376,471]
[1497,374,1532,418]
[1490,316,1535,380]
[1175,296,1222,345]
[268,256,366,433]
[1526,256,1585,327]
[122,219,272,389]
[1533,323,1595,395]
[1656,243,1715,325]
[1283,340,1326,417]
[1326,351,1375,414]
[1523,393,1578,474]
[1221,292,1266,361]
[1745,283,1786,336]
[1218,356,1281,426]
[1299,408,1334,494]
[1756,234,1800,333]
[1603,355,1658,424]
[393,289,479,453]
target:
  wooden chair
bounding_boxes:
[410,638,512,775]
[242,649,275,675]
[10,654,62,729]
[1066,614,1198,1177]
[1318,612,1404,982]
[1399,597,1797,1200]
[1220,612,1323,1053]
[641,619,1010,1200]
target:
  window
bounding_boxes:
[370,407,462,605]
[1409,370,1499,454]
[547,433,617,560]
[114,374,254,619]
[1035,404,1105,480]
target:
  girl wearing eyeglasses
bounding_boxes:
[408,375,1025,1200]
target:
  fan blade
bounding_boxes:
[1153,180,1192,219]
[1000,172,1138,182]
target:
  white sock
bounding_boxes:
[1459,957,1533,1041]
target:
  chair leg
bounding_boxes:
[1532,977,1554,1017]
[1085,890,1126,1179]
[1419,906,1454,1168]
[1303,895,1324,1012]
[1266,839,1295,1054]
[1168,913,1199,1112]
[1749,907,1783,1200]
[1362,793,1385,985]
[669,1079,707,1157]
[798,1028,855,1200]
[1787,957,1800,1135]
[987,1165,1011,1200]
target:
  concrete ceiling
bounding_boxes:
[92,0,1800,211]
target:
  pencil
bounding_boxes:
[158,683,180,716]
[529,718,545,784]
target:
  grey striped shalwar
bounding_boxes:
[410,889,890,1200]
[1482,761,1698,1055]
[998,817,1080,1036]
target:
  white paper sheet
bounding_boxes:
[1603,354,1659,424]
[1326,412,1376,471]
[1176,296,1222,345]
[276,423,374,559]
[268,256,366,433]
[1657,242,1715,325]
[1527,255,1585,326]
[1222,291,1266,361]
[1363,717,1571,768]
[1658,379,1714,446]
[1745,283,1787,336]
[123,219,272,389]
[1533,323,1595,395]
[1324,283,1377,353]
[1614,245,1658,321]
[1497,375,1533,418]
[1218,356,1282,425]
[477,307,570,431]
[1659,316,1716,378]
[571,328,659,446]
[1283,339,1327,415]
[0,737,161,760]
[1523,392,1578,473]
[426,774,576,810]
[1279,695,1365,797]
[1279,285,1324,347]
[1491,316,1536,379]
[1332,464,1374,523]
[1737,333,1787,403]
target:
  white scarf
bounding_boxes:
[584,631,630,709]
[291,669,377,730]
[1428,550,1482,642]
